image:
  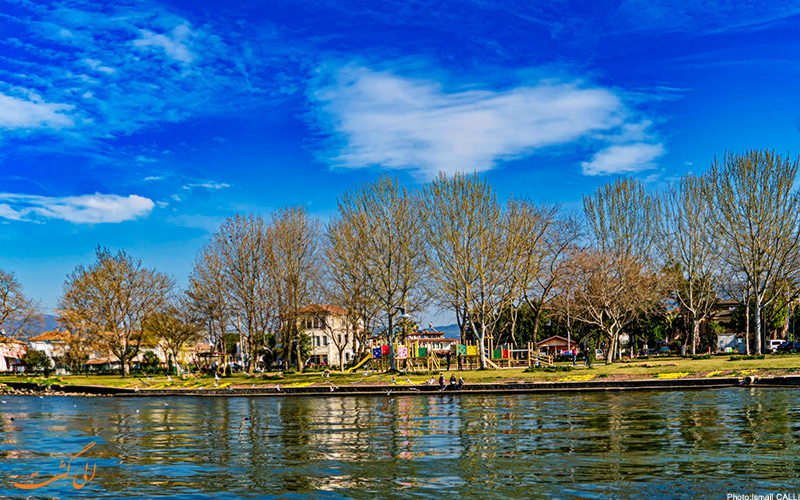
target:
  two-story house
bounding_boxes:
[298,304,361,370]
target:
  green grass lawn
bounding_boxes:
[2,354,799,389]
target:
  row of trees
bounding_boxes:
[2,149,798,373]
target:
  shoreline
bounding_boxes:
[4,374,800,398]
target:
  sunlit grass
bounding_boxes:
[1,353,798,389]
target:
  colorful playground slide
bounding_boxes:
[347,355,372,373]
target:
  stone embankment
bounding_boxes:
[3,375,799,398]
[1,382,119,397]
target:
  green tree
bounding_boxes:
[22,349,52,375]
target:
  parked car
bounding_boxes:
[767,339,784,353]
[777,341,800,353]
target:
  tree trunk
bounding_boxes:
[691,314,699,356]
[295,330,303,372]
[755,300,763,355]
[388,314,396,371]
[605,332,615,364]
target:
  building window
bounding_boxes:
[305,316,326,330]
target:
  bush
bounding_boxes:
[729,354,765,361]
[22,350,53,376]
[524,365,573,373]
[688,354,711,360]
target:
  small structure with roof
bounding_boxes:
[535,335,577,357]
[0,334,26,372]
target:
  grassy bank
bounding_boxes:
[2,354,798,390]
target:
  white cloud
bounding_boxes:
[132,23,196,64]
[311,65,663,178]
[0,92,74,129]
[0,193,154,224]
[0,4,279,153]
[83,58,116,74]
[580,143,665,176]
[184,182,231,190]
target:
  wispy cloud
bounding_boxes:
[310,65,664,178]
[183,182,231,190]
[0,193,154,224]
[0,1,285,154]
[0,91,74,129]
[133,23,197,64]
[581,143,665,176]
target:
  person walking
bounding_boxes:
[572,347,577,366]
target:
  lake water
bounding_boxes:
[2,387,800,499]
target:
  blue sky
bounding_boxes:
[2,0,800,322]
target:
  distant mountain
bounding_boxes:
[433,323,461,337]
[1,314,60,339]
[39,314,61,332]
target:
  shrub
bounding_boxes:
[524,365,573,373]
[22,350,53,376]
[729,354,765,361]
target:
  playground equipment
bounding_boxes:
[347,335,553,372]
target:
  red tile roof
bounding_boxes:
[29,330,73,342]
[299,304,348,315]
[0,334,26,345]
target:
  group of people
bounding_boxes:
[426,373,464,390]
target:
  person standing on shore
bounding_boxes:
[446,351,452,371]
[439,374,445,389]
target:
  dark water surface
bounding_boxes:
[2,388,800,499]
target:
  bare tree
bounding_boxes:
[0,268,42,339]
[510,204,581,344]
[190,213,274,373]
[324,215,379,360]
[270,206,322,372]
[709,150,800,354]
[420,173,518,369]
[661,174,719,354]
[143,302,200,374]
[186,262,232,370]
[59,247,174,377]
[581,177,662,363]
[335,175,427,370]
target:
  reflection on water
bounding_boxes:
[1,388,800,498]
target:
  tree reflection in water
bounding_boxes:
[1,387,799,498]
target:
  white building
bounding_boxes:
[28,330,72,366]
[299,304,361,369]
